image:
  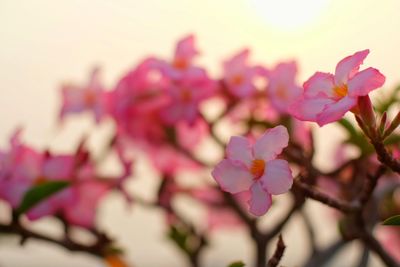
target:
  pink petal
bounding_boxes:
[348,67,385,97]
[226,136,253,167]
[248,181,272,216]
[174,35,198,63]
[303,72,335,98]
[316,96,357,126]
[253,126,289,161]
[42,156,75,181]
[212,159,253,194]
[260,159,293,195]
[289,97,333,121]
[26,199,58,220]
[334,49,369,85]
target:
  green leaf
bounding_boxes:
[383,215,400,226]
[168,225,190,254]
[227,261,245,267]
[17,181,70,214]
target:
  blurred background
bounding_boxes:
[1,0,400,266]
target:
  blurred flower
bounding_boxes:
[60,68,109,122]
[267,60,302,114]
[223,49,267,98]
[212,126,293,216]
[289,50,385,126]
[0,129,131,228]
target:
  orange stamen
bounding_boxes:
[250,159,266,180]
[333,84,348,99]
[173,58,188,70]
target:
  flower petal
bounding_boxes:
[303,72,335,98]
[334,49,369,84]
[261,159,293,195]
[348,67,385,97]
[253,126,289,161]
[316,96,357,126]
[289,97,334,121]
[248,181,272,216]
[212,159,253,194]
[226,136,253,167]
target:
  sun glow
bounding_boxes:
[250,0,330,31]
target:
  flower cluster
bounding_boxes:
[2,34,400,267]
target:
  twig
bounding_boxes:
[267,235,286,267]
[293,179,359,213]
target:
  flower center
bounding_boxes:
[180,88,192,102]
[333,84,348,99]
[231,74,244,86]
[250,159,265,180]
[173,58,188,70]
[84,90,97,106]
[276,85,288,100]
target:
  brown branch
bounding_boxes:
[267,235,286,267]
[0,222,109,257]
[358,229,399,267]
[358,165,386,205]
[371,139,400,174]
[293,179,359,213]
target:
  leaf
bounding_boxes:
[17,181,70,214]
[383,215,400,226]
[228,261,245,267]
[168,225,190,254]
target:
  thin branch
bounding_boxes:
[267,235,286,267]
[371,139,400,174]
[293,179,359,213]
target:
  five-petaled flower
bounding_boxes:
[212,125,293,216]
[289,49,385,126]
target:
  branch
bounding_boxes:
[0,222,109,257]
[371,139,400,174]
[267,235,286,267]
[293,179,359,213]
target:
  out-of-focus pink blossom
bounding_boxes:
[378,226,400,262]
[289,50,385,126]
[267,61,302,114]
[212,125,293,216]
[160,69,216,125]
[60,68,109,122]
[0,130,131,228]
[223,49,267,98]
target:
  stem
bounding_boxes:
[267,235,286,267]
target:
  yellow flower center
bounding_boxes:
[250,159,265,180]
[333,84,348,99]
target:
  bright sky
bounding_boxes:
[0,0,399,266]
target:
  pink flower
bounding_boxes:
[289,50,385,126]
[171,35,198,72]
[212,125,293,216]
[60,68,109,122]
[223,49,266,98]
[160,69,216,125]
[267,61,302,114]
